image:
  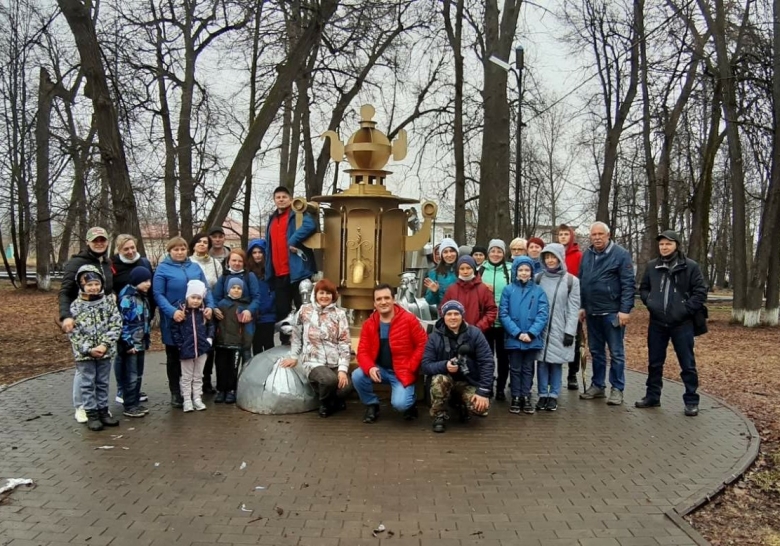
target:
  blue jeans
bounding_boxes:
[647,321,699,405]
[352,367,416,411]
[73,369,83,408]
[117,351,145,409]
[76,358,111,411]
[508,350,536,398]
[586,313,626,391]
[537,362,564,398]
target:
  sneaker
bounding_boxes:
[546,398,558,411]
[635,397,661,408]
[214,391,225,403]
[567,376,579,390]
[137,405,150,414]
[522,396,535,414]
[225,391,236,404]
[139,392,149,402]
[495,391,506,402]
[193,398,207,411]
[123,407,146,418]
[535,397,549,411]
[509,397,522,414]
[607,388,624,406]
[403,405,418,421]
[98,408,119,427]
[74,406,88,424]
[363,404,379,424]
[432,414,447,433]
[684,404,699,417]
[183,400,194,412]
[171,393,184,408]
[580,385,606,400]
[86,410,103,431]
[115,395,124,404]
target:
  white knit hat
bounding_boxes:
[186,279,207,299]
[488,238,506,253]
[439,237,458,255]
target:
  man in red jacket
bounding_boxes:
[353,284,429,423]
[558,224,584,390]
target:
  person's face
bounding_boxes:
[194,237,209,255]
[88,237,108,254]
[444,310,463,331]
[517,265,532,282]
[458,263,474,278]
[210,233,225,249]
[658,239,677,257]
[590,225,610,251]
[433,246,441,264]
[187,294,203,308]
[274,191,292,210]
[528,243,542,259]
[119,240,137,259]
[136,280,151,293]
[251,248,263,263]
[472,252,485,265]
[229,285,244,299]
[489,247,504,263]
[544,254,560,268]
[510,243,526,257]
[373,288,394,314]
[82,279,102,294]
[228,254,244,270]
[169,244,188,261]
[441,247,457,264]
[316,289,334,306]
[558,230,571,246]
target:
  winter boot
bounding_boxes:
[86,410,104,431]
[98,408,119,427]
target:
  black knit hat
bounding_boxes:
[471,245,488,256]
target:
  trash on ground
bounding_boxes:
[254,486,266,490]
[372,523,386,537]
[240,503,252,512]
[95,446,115,450]
[239,461,247,470]
[0,478,33,495]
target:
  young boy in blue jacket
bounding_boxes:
[117,267,153,418]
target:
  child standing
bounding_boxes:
[246,239,276,354]
[117,267,153,418]
[535,244,580,412]
[68,265,123,431]
[499,256,549,415]
[214,278,254,404]
[171,280,214,412]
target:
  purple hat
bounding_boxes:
[441,300,466,317]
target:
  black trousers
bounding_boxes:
[203,350,215,381]
[253,323,276,355]
[274,275,303,344]
[567,321,584,379]
[215,347,244,393]
[484,326,509,392]
[165,345,181,394]
[308,366,353,402]
[646,321,699,405]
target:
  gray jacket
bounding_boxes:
[536,244,581,364]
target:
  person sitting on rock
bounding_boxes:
[422,300,493,433]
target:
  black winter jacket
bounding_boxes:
[171,306,215,359]
[421,320,494,398]
[58,250,113,320]
[640,253,707,327]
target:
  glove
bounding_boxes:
[563,334,574,347]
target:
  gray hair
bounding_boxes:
[589,221,610,234]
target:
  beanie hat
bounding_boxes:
[458,245,472,257]
[186,279,207,299]
[438,237,458,255]
[471,245,487,256]
[488,238,506,254]
[527,237,545,249]
[129,267,152,286]
[441,300,465,317]
[457,255,477,272]
[227,277,245,292]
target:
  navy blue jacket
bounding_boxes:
[171,306,214,360]
[500,256,550,351]
[579,241,635,315]
[421,320,494,398]
[153,256,214,346]
[265,209,317,283]
[247,239,276,323]
[212,269,262,315]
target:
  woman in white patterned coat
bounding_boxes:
[280,278,353,417]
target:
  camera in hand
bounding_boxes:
[456,344,472,376]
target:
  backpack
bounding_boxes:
[535,272,574,294]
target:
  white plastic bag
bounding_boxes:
[235,349,318,414]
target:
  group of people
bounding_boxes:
[58,190,708,433]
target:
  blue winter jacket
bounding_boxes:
[171,306,214,360]
[118,284,151,352]
[153,255,214,346]
[421,320,495,398]
[212,269,262,315]
[265,209,317,283]
[579,241,635,315]
[500,256,550,351]
[247,239,276,323]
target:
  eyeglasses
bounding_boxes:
[510,247,524,252]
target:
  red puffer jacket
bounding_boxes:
[441,277,498,332]
[564,240,582,277]
[357,304,428,387]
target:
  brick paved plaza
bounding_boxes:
[0,353,756,546]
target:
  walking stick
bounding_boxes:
[580,326,588,392]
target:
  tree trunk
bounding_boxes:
[443,0,466,243]
[177,11,197,241]
[476,0,522,245]
[56,0,145,253]
[205,0,338,228]
[638,8,657,281]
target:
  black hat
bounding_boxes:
[656,230,681,244]
[208,226,225,236]
[273,186,291,196]
[471,245,488,256]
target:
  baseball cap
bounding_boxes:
[656,230,681,244]
[86,227,108,242]
[208,226,225,236]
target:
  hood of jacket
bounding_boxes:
[247,238,267,255]
[161,254,192,267]
[540,243,567,274]
[510,256,536,285]
[76,264,106,295]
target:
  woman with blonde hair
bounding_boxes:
[508,238,527,258]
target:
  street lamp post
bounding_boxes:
[514,45,524,239]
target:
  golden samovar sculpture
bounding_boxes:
[291,104,437,337]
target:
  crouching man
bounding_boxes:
[422,300,493,433]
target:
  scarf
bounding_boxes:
[118,252,141,264]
